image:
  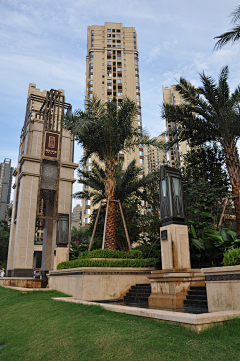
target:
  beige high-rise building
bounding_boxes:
[144,135,166,174]
[82,22,143,226]
[72,204,82,229]
[162,85,190,167]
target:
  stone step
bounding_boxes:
[188,290,206,296]
[190,286,206,291]
[186,294,207,300]
[124,295,149,303]
[184,299,208,306]
[128,289,151,294]
[126,292,151,299]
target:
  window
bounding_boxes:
[85,218,89,224]
[107,29,111,32]
[89,63,93,67]
[91,30,94,34]
[102,69,104,72]
[88,80,93,85]
[125,88,127,91]
[107,73,112,77]
[135,59,138,63]
[118,92,122,96]
[89,75,93,79]
[117,56,121,60]
[138,121,142,126]
[135,77,138,80]
[88,87,93,91]
[89,93,93,97]
[133,32,135,35]
[107,50,111,54]
[139,151,143,156]
[117,45,121,48]
[102,63,104,66]
[136,82,139,87]
[136,95,140,99]
[116,29,120,32]
[135,64,138,69]
[107,34,111,37]
[89,51,93,56]
[86,166,91,171]
[116,34,121,38]
[102,58,104,60]
[107,39,111,43]
[117,80,122,83]
[107,61,111,65]
[107,79,112,83]
[89,57,93,61]
[125,82,127,85]
[86,158,91,163]
[117,67,122,71]
[137,101,141,106]
[107,86,112,89]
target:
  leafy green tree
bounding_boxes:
[162,66,240,231]
[63,97,163,249]
[214,5,240,49]
[181,143,230,231]
[0,220,10,268]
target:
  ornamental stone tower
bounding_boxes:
[7,84,78,277]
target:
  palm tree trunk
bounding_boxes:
[222,141,240,232]
[104,157,118,249]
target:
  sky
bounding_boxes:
[1,0,240,206]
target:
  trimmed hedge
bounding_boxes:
[78,249,143,259]
[57,258,155,270]
[223,247,240,266]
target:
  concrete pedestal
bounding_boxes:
[148,269,205,308]
[53,247,69,270]
[160,224,191,270]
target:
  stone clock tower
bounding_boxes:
[7,84,78,277]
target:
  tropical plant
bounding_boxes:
[189,225,240,268]
[223,247,240,266]
[214,5,240,49]
[162,66,240,231]
[63,97,163,250]
[82,160,159,249]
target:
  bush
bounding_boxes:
[223,247,240,266]
[57,258,155,270]
[78,249,143,259]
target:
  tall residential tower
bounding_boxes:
[0,158,13,221]
[162,85,190,167]
[83,22,144,225]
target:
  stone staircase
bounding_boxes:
[123,284,151,305]
[183,286,208,312]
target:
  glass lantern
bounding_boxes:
[159,166,185,226]
[56,213,69,247]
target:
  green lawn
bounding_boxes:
[1,287,240,361]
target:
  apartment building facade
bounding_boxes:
[162,85,190,167]
[82,22,144,226]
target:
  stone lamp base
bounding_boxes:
[148,268,205,308]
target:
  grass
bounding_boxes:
[1,287,240,360]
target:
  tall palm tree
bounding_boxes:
[63,97,163,250]
[162,66,240,231]
[214,5,240,49]
[74,159,157,206]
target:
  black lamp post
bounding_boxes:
[159,165,185,227]
[56,213,69,247]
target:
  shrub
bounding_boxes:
[78,249,143,259]
[223,247,240,266]
[57,258,155,270]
